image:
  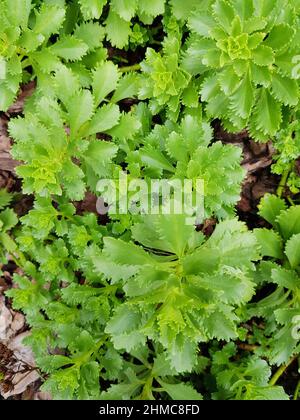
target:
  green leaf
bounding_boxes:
[252,46,274,66]
[152,354,176,377]
[105,11,132,49]
[248,33,265,50]
[0,208,18,231]
[234,0,254,21]
[270,73,299,106]
[230,71,254,119]
[31,50,60,73]
[106,311,145,351]
[68,90,94,135]
[5,0,32,28]
[111,0,137,21]
[0,189,13,210]
[183,248,220,274]
[100,383,140,400]
[19,29,44,52]
[0,84,16,112]
[206,219,259,268]
[258,194,287,227]
[219,67,240,96]
[271,267,300,291]
[206,310,237,340]
[83,140,118,175]
[79,0,106,19]
[41,366,80,400]
[158,380,203,400]
[111,73,139,103]
[6,274,49,313]
[250,63,272,87]
[107,113,141,140]
[212,0,235,33]
[0,58,6,80]
[34,4,65,38]
[182,81,199,108]
[139,146,176,174]
[87,104,120,135]
[103,237,156,266]
[101,348,123,381]
[50,36,88,61]
[138,0,165,17]
[248,386,289,401]
[277,206,300,240]
[20,198,59,240]
[254,229,283,259]
[188,12,215,36]
[171,0,200,20]
[78,361,101,400]
[154,214,196,257]
[285,233,300,269]
[168,341,198,373]
[37,355,74,373]
[54,66,80,104]
[264,24,294,51]
[202,76,226,104]
[74,22,105,52]
[251,89,282,136]
[92,62,120,106]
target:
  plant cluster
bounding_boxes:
[0,0,300,400]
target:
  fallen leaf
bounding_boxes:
[0,332,40,399]
[0,296,25,341]
[0,296,13,340]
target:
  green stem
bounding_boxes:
[11,254,23,268]
[15,249,26,267]
[277,166,291,197]
[293,379,300,400]
[269,355,297,386]
[114,56,129,64]
[287,196,296,206]
[140,375,154,400]
[150,40,162,46]
[21,58,31,69]
[74,335,108,367]
[4,236,27,268]
[119,63,141,73]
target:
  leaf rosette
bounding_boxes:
[183,0,300,140]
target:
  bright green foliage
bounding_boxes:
[125,113,245,219]
[140,22,194,120]
[0,0,107,111]
[4,199,207,400]
[8,65,142,199]
[211,344,289,400]
[0,188,14,210]
[182,0,300,140]
[0,191,18,262]
[95,215,259,372]
[170,0,201,21]
[79,0,166,49]
[100,348,204,400]
[79,0,107,20]
[249,195,300,365]
[272,119,300,193]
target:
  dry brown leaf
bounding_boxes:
[0,296,13,340]
[0,296,25,341]
[0,332,40,399]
